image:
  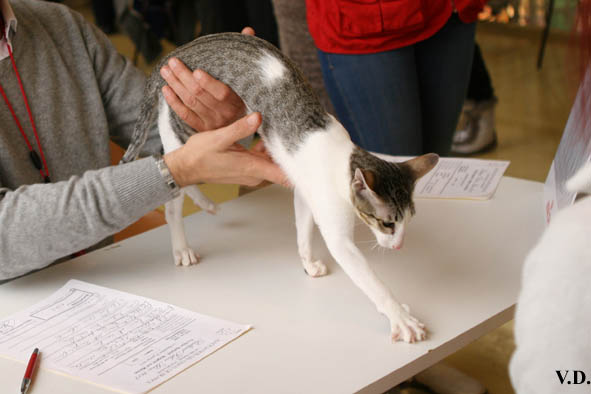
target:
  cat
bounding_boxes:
[121,32,439,343]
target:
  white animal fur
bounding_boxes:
[157,64,426,342]
[256,51,287,86]
[158,99,218,266]
[566,160,591,194]
[510,162,591,392]
[272,117,424,342]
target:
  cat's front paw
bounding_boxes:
[302,259,328,277]
[173,247,200,266]
[388,303,426,343]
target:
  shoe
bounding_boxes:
[451,98,498,156]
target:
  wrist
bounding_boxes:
[155,155,181,196]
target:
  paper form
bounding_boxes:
[0,280,251,393]
[372,153,510,200]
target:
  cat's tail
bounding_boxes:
[119,93,159,164]
[566,160,591,194]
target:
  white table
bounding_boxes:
[0,177,545,394]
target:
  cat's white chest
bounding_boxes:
[269,116,354,203]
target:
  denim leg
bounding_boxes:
[317,48,423,155]
[466,43,495,102]
[415,15,476,155]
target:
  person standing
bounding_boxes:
[306,0,486,156]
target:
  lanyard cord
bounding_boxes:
[0,25,51,183]
[0,17,85,257]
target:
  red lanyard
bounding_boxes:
[0,20,51,183]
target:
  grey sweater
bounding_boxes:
[0,0,173,280]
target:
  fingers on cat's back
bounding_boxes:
[194,69,235,103]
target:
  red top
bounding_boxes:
[306,0,486,54]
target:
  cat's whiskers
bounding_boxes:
[356,239,377,244]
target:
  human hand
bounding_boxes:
[160,27,255,131]
[163,112,289,188]
[160,60,246,131]
[241,26,255,36]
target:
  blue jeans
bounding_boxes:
[317,14,476,156]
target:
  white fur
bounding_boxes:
[160,106,425,342]
[257,51,287,86]
[158,99,218,266]
[371,208,411,250]
[511,164,591,392]
[566,160,591,194]
[271,116,425,342]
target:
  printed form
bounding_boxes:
[0,280,251,393]
[414,158,510,200]
[373,153,510,200]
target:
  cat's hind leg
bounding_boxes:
[294,189,327,277]
[165,191,200,266]
[158,98,207,265]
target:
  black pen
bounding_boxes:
[21,348,39,394]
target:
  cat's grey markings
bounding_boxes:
[122,32,439,343]
[350,146,416,220]
[121,33,327,163]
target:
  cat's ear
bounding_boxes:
[352,168,376,192]
[352,168,383,205]
[403,153,439,182]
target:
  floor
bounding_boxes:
[70,2,574,393]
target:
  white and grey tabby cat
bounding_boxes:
[122,33,438,343]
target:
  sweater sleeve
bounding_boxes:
[79,12,162,156]
[0,157,173,280]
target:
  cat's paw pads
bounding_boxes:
[389,305,426,343]
[173,247,200,266]
[302,259,328,277]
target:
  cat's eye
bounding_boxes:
[382,221,395,229]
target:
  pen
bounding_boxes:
[20,348,39,394]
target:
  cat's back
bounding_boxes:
[149,33,329,148]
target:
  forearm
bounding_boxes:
[0,157,173,280]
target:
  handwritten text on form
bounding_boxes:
[0,280,251,393]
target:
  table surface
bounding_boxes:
[0,177,545,394]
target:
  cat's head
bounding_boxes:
[350,150,438,250]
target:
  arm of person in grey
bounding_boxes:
[81,12,162,155]
[0,8,176,281]
[0,158,174,280]
[0,113,285,281]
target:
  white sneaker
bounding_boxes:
[451,98,498,155]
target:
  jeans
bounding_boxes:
[317,14,476,156]
[466,43,495,102]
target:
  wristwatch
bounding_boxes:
[154,156,181,198]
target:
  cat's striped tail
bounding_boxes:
[119,92,159,164]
